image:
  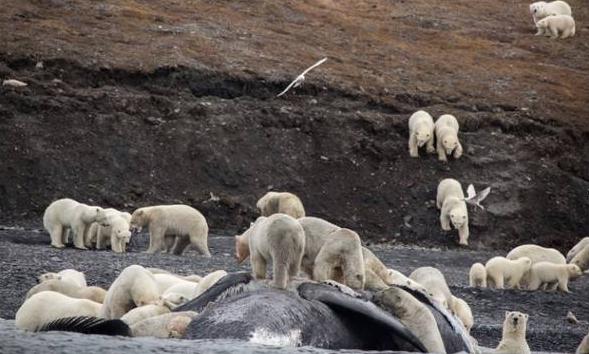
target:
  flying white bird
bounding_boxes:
[276,57,328,97]
[464,184,491,210]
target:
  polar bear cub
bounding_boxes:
[120,302,171,326]
[528,262,583,292]
[256,191,306,219]
[15,291,102,331]
[130,204,210,257]
[451,296,474,333]
[100,265,161,319]
[507,244,566,288]
[26,279,106,304]
[437,178,469,246]
[469,263,487,288]
[434,114,463,161]
[38,269,87,288]
[536,15,575,39]
[235,214,305,289]
[43,198,107,249]
[408,110,435,158]
[409,266,454,310]
[530,1,572,24]
[86,208,132,252]
[485,256,532,289]
[495,311,531,354]
[567,237,589,262]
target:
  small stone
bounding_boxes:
[2,79,27,87]
[35,62,44,69]
[144,116,165,126]
[566,311,579,324]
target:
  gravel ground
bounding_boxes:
[1,225,587,353]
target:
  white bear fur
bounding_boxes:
[298,217,365,289]
[469,263,487,288]
[100,265,160,319]
[577,332,589,354]
[495,311,531,354]
[387,268,428,293]
[376,287,446,353]
[15,291,101,331]
[43,198,107,249]
[571,245,589,271]
[130,311,199,338]
[193,270,228,298]
[153,273,198,295]
[485,256,532,289]
[528,262,583,292]
[408,110,435,158]
[160,292,190,308]
[434,114,463,161]
[536,14,575,39]
[506,244,566,289]
[235,214,305,289]
[567,237,589,262]
[451,296,474,333]
[130,204,210,257]
[120,302,171,326]
[162,282,198,300]
[26,279,106,304]
[530,1,572,24]
[437,178,469,245]
[409,266,454,310]
[362,247,398,291]
[256,191,306,219]
[86,208,132,253]
[38,269,87,288]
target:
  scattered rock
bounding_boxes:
[2,79,27,87]
[567,311,579,324]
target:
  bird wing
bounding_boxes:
[300,57,328,76]
[276,57,328,97]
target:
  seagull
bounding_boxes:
[276,57,327,97]
[464,184,491,210]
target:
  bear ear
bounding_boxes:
[505,311,510,317]
[524,314,529,320]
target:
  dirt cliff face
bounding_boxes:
[0,1,588,251]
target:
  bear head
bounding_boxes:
[112,220,132,243]
[449,207,468,229]
[568,264,584,279]
[130,209,149,232]
[517,257,533,271]
[234,234,250,264]
[38,272,60,283]
[504,311,528,333]
[414,126,432,147]
[442,133,459,154]
[160,293,189,308]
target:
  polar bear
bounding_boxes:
[256,191,306,219]
[528,262,583,292]
[409,266,454,310]
[120,302,171,326]
[434,114,463,162]
[577,332,589,354]
[375,286,446,353]
[485,256,532,289]
[536,15,575,39]
[567,237,589,262]
[408,110,435,158]
[495,311,531,354]
[507,244,566,288]
[235,214,305,289]
[298,217,365,289]
[469,263,487,288]
[38,269,87,288]
[130,311,199,338]
[362,247,398,290]
[437,178,469,245]
[387,268,428,293]
[130,204,210,257]
[100,265,161,319]
[15,291,102,331]
[86,209,132,252]
[571,245,589,271]
[43,198,108,249]
[162,282,198,301]
[153,273,199,295]
[451,296,474,333]
[193,270,228,297]
[530,1,572,25]
[26,279,106,303]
